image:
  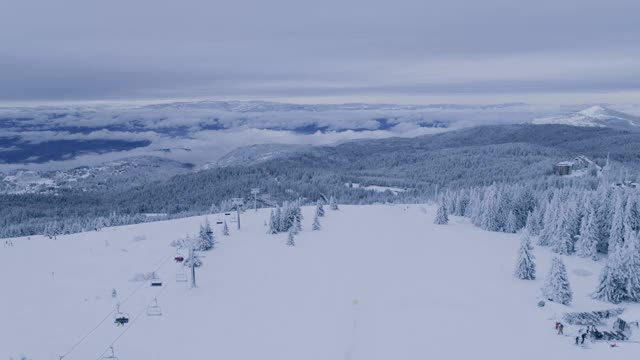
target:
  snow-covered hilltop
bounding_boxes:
[532,106,640,130]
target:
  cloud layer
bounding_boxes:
[0,101,562,170]
[1,0,639,102]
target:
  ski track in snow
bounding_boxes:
[1,204,639,359]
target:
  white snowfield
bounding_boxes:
[1,205,639,360]
[346,183,409,195]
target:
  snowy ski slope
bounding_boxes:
[1,205,639,359]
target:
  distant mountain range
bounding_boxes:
[532,106,640,130]
[2,101,639,172]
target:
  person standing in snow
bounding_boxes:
[558,323,564,335]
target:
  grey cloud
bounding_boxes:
[0,0,639,102]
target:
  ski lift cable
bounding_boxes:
[59,253,174,359]
[95,284,170,360]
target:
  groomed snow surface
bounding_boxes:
[2,205,639,360]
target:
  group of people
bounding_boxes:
[575,327,590,345]
[3,239,13,247]
[555,322,589,345]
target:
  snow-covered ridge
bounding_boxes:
[203,144,310,169]
[532,106,640,129]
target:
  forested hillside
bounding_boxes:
[2,124,639,238]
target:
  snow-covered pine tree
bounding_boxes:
[294,214,302,234]
[329,196,339,210]
[514,233,536,280]
[283,201,298,232]
[624,195,640,233]
[479,185,502,232]
[444,189,456,216]
[312,214,321,231]
[286,229,295,247]
[528,205,544,236]
[505,210,518,233]
[434,203,449,225]
[468,188,483,226]
[268,210,278,234]
[575,208,599,260]
[455,189,470,216]
[316,201,325,217]
[223,220,230,236]
[563,200,582,246]
[542,257,573,305]
[592,247,627,303]
[622,229,640,302]
[538,195,559,246]
[275,206,284,232]
[184,250,203,268]
[523,211,535,236]
[197,219,215,251]
[294,201,304,221]
[552,207,574,255]
[595,186,614,253]
[522,230,534,250]
[608,193,626,254]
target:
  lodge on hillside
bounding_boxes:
[554,161,574,176]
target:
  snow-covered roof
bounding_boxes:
[556,161,574,167]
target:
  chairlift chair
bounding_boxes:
[114,305,130,326]
[216,216,223,225]
[150,273,163,287]
[174,249,185,263]
[146,298,162,316]
[102,346,119,360]
[176,271,188,282]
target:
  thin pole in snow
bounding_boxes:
[232,197,244,230]
[190,247,197,288]
[251,188,260,212]
[345,299,360,360]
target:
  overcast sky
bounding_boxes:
[2,0,639,104]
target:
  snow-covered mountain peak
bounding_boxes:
[577,105,611,118]
[532,105,640,130]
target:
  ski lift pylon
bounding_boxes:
[146,297,162,316]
